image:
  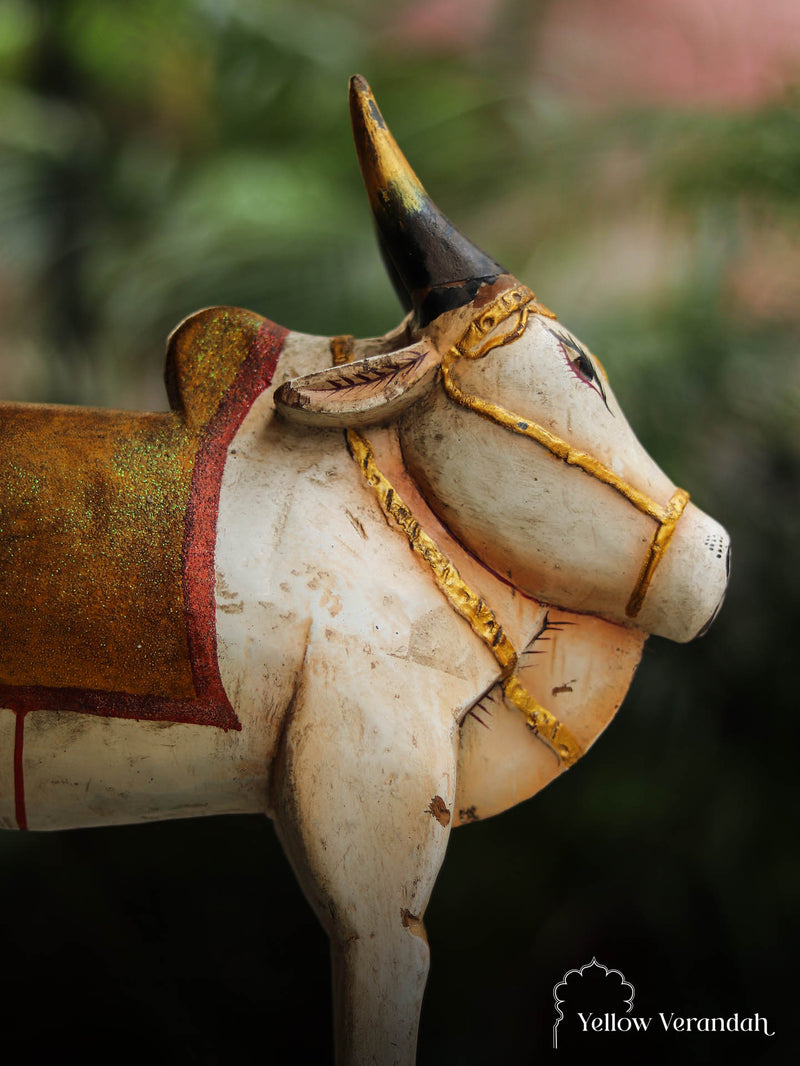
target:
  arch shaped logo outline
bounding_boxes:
[552,957,635,1049]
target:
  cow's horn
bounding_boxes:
[350,75,507,327]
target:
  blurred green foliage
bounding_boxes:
[0,1,797,1063]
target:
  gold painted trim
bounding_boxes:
[450,285,556,361]
[501,675,583,766]
[345,428,518,673]
[442,361,671,523]
[340,415,583,768]
[441,286,690,615]
[332,274,690,764]
[626,488,690,618]
[331,332,581,766]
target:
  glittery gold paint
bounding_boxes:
[0,406,195,695]
[165,308,266,430]
[0,307,264,699]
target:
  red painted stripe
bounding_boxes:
[14,710,27,830]
[181,317,288,730]
[0,316,288,734]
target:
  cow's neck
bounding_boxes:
[344,420,583,768]
[352,421,649,819]
[329,332,585,766]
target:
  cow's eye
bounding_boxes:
[573,351,597,384]
[547,326,612,413]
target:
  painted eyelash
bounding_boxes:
[548,327,612,413]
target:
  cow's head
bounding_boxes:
[275,77,729,644]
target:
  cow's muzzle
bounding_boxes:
[628,503,731,643]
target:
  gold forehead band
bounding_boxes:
[440,286,690,618]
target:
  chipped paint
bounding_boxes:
[425,795,451,827]
[552,679,577,695]
[401,908,428,944]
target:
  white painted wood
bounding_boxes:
[21,711,269,830]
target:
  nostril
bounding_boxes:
[703,530,727,562]
[725,542,731,579]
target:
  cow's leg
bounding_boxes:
[271,657,458,1066]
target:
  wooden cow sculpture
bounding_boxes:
[0,78,729,1064]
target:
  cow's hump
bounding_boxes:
[164,306,266,429]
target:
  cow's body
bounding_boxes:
[2,311,644,833]
[0,78,730,1064]
[2,308,651,1061]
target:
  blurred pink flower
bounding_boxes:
[388,0,504,53]
[536,0,800,107]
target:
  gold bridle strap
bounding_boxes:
[332,334,583,768]
[440,286,690,618]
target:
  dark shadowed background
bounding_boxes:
[0,1,797,1063]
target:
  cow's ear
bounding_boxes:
[274,340,441,428]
